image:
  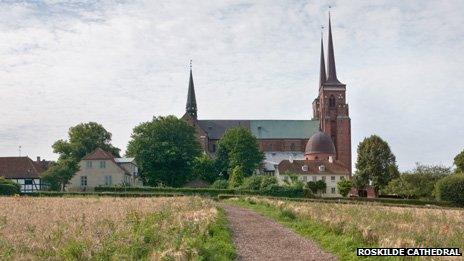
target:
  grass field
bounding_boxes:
[228,197,464,260]
[0,196,235,260]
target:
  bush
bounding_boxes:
[211,179,228,189]
[435,174,464,206]
[0,177,20,195]
[240,175,278,191]
[260,176,278,190]
[337,179,353,197]
[228,166,245,188]
[240,176,262,190]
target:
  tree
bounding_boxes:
[126,116,201,187]
[216,127,264,178]
[384,164,451,199]
[228,165,245,188]
[355,135,399,192]
[45,122,119,191]
[53,122,120,161]
[192,154,218,183]
[454,149,464,173]
[41,159,79,191]
[337,179,353,197]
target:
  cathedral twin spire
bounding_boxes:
[320,13,344,87]
[185,14,342,118]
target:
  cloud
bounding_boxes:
[0,0,463,170]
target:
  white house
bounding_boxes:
[0,156,46,193]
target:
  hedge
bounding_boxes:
[435,174,464,206]
[0,178,21,195]
[94,186,310,198]
[217,194,456,208]
[24,191,183,198]
[0,184,21,196]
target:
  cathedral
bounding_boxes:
[182,15,352,178]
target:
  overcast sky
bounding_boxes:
[0,0,463,171]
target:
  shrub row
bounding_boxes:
[94,186,310,198]
[24,191,183,197]
[0,177,21,195]
[217,194,456,208]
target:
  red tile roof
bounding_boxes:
[81,148,130,175]
[82,148,115,160]
[277,159,349,175]
[0,157,46,179]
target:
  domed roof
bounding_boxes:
[305,131,336,155]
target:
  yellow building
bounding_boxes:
[67,148,141,191]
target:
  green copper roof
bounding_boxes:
[250,120,319,139]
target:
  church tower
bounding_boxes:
[186,60,197,119]
[313,14,352,172]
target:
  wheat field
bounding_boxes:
[240,197,464,250]
[0,196,217,260]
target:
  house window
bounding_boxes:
[104,176,112,186]
[331,187,336,194]
[86,161,92,169]
[340,176,345,180]
[268,144,273,150]
[212,144,216,152]
[80,176,87,187]
[322,176,326,182]
[312,176,317,182]
[302,176,307,182]
[24,179,33,185]
[100,161,106,168]
[331,176,336,182]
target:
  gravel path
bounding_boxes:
[223,204,337,261]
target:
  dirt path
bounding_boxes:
[223,204,336,261]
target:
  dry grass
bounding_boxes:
[241,197,464,249]
[0,196,217,260]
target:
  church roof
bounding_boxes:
[197,120,250,140]
[250,120,319,139]
[197,119,319,140]
[278,159,349,175]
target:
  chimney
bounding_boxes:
[37,156,41,162]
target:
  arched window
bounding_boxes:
[329,95,336,107]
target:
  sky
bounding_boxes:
[0,0,463,171]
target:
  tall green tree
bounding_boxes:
[192,154,217,183]
[126,116,201,187]
[454,149,464,173]
[44,122,119,190]
[216,127,264,178]
[355,135,399,192]
[41,159,79,191]
[53,122,120,161]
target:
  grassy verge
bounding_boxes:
[227,198,403,261]
[198,207,236,260]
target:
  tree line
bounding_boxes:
[40,116,464,205]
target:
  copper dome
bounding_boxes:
[305,131,336,155]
